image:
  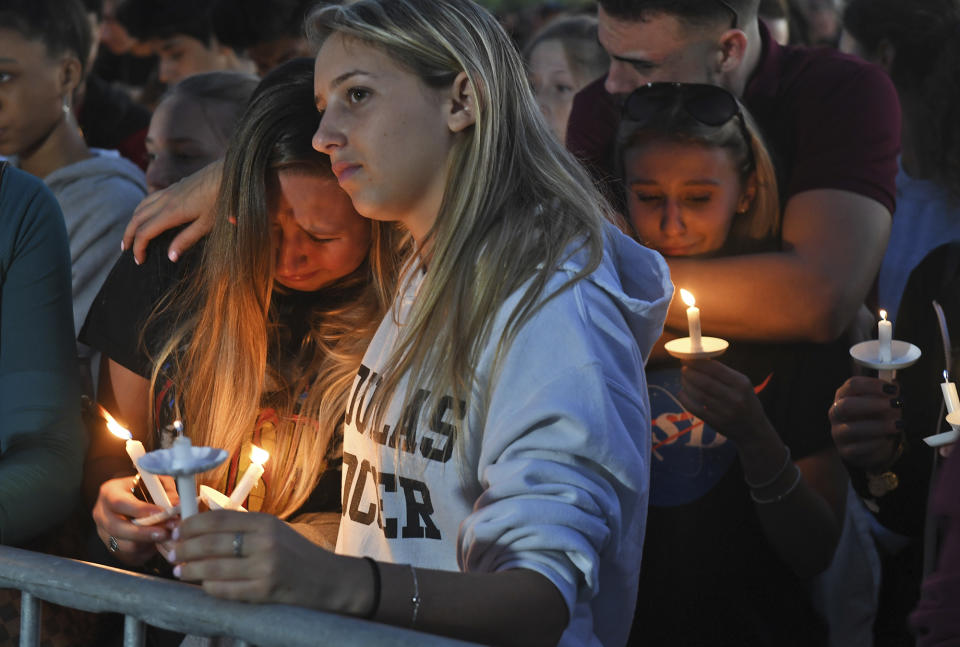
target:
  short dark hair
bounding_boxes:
[599,0,759,29]
[0,0,93,73]
[210,0,315,52]
[115,0,215,45]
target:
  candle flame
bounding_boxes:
[680,288,696,308]
[250,444,269,466]
[880,309,888,322]
[98,404,132,440]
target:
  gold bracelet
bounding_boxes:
[866,436,905,498]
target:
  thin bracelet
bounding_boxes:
[744,445,792,489]
[363,557,381,619]
[750,464,803,504]
[409,564,421,627]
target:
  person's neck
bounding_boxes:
[19,116,91,179]
[725,19,763,98]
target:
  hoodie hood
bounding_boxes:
[562,221,673,362]
[43,149,146,196]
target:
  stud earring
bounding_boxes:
[62,97,71,116]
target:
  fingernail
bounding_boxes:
[151,531,165,541]
[168,249,179,263]
[134,256,141,266]
[167,549,176,562]
[895,420,905,430]
[173,565,182,578]
[120,240,125,251]
[891,398,903,408]
[883,383,897,394]
[171,527,180,540]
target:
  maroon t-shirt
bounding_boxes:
[566,21,900,213]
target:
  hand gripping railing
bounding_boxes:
[0,545,479,647]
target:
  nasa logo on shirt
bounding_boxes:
[647,367,737,506]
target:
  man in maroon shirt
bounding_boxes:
[567,0,900,344]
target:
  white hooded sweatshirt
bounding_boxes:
[337,222,672,646]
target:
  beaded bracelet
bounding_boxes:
[744,445,792,490]
[750,464,803,504]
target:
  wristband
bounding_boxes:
[362,557,381,619]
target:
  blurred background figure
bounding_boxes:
[0,0,147,395]
[759,0,791,46]
[211,0,316,77]
[791,0,842,47]
[524,15,608,142]
[75,0,152,170]
[115,0,254,86]
[144,71,258,193]
[841,0,960,322]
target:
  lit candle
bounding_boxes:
[942,371,960,429]
[101,406,172,509]
[680,289,702,351]
[172,435,199,519]
[878,309,893,364]
[227,445,269,509]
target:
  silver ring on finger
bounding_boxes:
[232,531,244,558]
[108,536,119,553]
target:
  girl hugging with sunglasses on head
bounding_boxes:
[617,82,851,646]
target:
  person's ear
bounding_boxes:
[737,173,758,214]
[716,29,748,76]
[58,55,83,96]
[446,71,476,133]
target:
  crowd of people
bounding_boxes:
[0,0,959,645]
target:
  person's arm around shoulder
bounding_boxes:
[123,160,223,265]
[0,168,86,544]
[666,189,891,342]
[667,58,899,342]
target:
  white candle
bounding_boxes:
[878,309,893,364]
[101,406,172,509]
[680,289,702,351]
[942,371,960,431]
[227,445,269,509]
[173,436,199,519]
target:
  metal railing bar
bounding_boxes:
[123,614,146,647]
[0,546,480,647]
[18,592,40,647]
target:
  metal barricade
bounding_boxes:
[0,545,479,647]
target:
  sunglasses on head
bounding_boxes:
[622,82,740,125]
[621,82,755,168]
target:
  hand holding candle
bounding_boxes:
[101,406,173,509]
[227,445,269,509]
[680,288,702,352]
